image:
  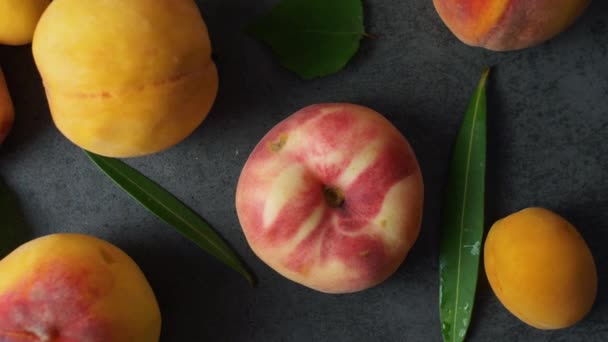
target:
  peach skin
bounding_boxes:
[0,234,161,342]
[32,0,218,157]
[0,67,14,144]
[236,103,424,293]
[0,0,50,45]
[433,0,591,51]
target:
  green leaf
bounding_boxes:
[85,151,255,285]
[439,68,490,342]
[0,177,29,258]
[248,0,365,79]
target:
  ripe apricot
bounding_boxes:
[484,208,597,329]
[33,0,218,157]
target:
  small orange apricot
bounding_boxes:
[484,207,597,329]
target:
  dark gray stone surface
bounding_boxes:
[0,1,606,341]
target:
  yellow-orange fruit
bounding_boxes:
[33,0,218,157]
[0,234,161,341]
[433,0,591,51]
[0,0,50,45]
[484,207,597,329]
[0,67,14,144]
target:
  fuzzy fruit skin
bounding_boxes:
[0,0,50,45]
[484,208,597,329]
[32,0,218,157]
[0,67,14,144]
[433,0,591,51]
[236,103,424,293]
[0,234,161,342]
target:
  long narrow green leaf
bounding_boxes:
[439,68,490,342]
[0,177,29,258]
[85,151,255,285]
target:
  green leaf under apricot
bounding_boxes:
[85,151,255,285]
[439,68,490,342]
[248,0,365,79]
[0,177,29,258]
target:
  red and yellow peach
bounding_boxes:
[433,0,591,51]
[0,234,161,342]
[236,103,424,293]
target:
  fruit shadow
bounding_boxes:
[120,236,257,342]
[188,1,301,139]
[188,0,379,154]
[557,199,608,316]
[587,1,608,16]
[392,111,451,275]
[0,175,32,258]
[0,44,54,154]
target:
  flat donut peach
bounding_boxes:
[236,103,424,293]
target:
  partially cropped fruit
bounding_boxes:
[433,0,590,51]
[0,67,14,144]
[0,234,161,341]
[0,0,50,45]
[484,207,597,329]
[33,0,218,157]
[236,103,424,293]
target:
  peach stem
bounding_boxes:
[323,186,345,208]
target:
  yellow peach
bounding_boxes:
[0,0,50,45]
[484,207,597,329]
[32,0,218,157]
[0,234,161,341]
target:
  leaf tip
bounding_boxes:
[245,272,258,287]
[479,67,491,87]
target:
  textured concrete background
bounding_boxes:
[0,1,607,341]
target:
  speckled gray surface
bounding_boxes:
[0,1,607,341]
